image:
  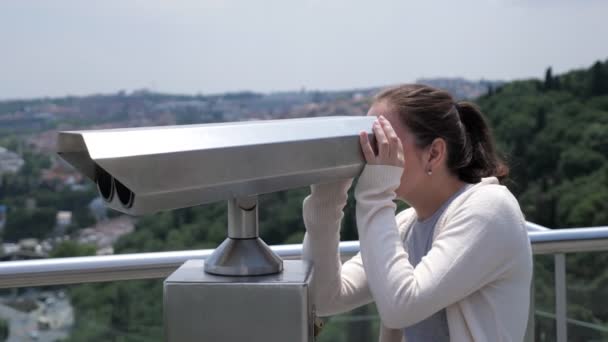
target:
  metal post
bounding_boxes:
[204,196,283,276]
[524,264,535,342]
[555,253,567,342]
[227,196,259,239]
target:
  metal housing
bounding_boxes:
[57,116,376,215]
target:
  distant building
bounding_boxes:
[2,242,19,255]
[19,238,40,253]
[352,92,366,101]
[55,211,72,235]
[76,215,134,252]
[56,211,72,227]
[0,238,48,260]
[0,146,25,175]
[41,163,84,188]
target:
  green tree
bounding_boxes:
[544,66,554,90]
[0,318,8,340]
[590,61,608,96]
[50,241,97,258]
[3,207,56,242]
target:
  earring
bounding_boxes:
[427,170,432,176]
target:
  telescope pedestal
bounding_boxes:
[204,196,283,276]
[204,237,283,276]
[164,259,315,342]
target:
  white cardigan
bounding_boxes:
[302,165,533,342]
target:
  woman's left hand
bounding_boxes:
[359,115,405,167]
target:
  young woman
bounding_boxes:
[302,84,533,342]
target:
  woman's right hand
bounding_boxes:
[359,115,404,168]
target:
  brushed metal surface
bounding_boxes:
[164,260,314,342]
[228,196,259,239]
[205,195,283,276]
[57,116,376,215]
[204,237,283,276]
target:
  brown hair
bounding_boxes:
[374,84,509,183]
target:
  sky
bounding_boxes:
[1,0,607,100]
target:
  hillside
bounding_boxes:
[477,61,608,229]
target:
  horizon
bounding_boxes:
[2,0,608,100]
[1,76,505,102]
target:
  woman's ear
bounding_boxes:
[427,138,446,170]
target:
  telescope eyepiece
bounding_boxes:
[95,166,115,202]
[115,179,135,208]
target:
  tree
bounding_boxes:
[590,61,608,96]
[3,207,57,242]
[0,318,8,340]
[544,67,554,90]
[50,241,97,258]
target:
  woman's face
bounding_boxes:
[366,101,430,203]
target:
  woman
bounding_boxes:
[302,84,533,342]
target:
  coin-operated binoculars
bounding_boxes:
[57,116,375,342]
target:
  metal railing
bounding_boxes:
[525,225,608,342]
[2,222,607,288]
[0,222,607,342]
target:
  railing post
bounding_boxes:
[555,253,567,342]
[524,264,535,342]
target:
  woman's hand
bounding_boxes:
[359,115,405,167]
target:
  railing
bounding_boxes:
[1,222,607,342]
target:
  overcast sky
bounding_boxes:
[1,0,607,100]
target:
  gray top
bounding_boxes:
[403,183,473,342]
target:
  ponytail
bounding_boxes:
[455,101,509,183]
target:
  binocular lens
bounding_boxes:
[96,166,114,202]
[115,179,135,208]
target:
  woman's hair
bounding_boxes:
[374,84,508,183]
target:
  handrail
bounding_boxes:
[526,222,550,231]
[0,223,607,289]
[529,227,608,254]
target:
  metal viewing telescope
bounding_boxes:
[57,116,376,342]
[57,116,375,216]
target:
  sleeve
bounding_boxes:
[301,178,375,316]
[379,325,405,342]
[354,164,526,329]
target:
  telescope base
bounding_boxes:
[165,259,314,342]
[204,237,283,276]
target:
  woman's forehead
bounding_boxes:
[367,103,414,141]
[366,101,392,116]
